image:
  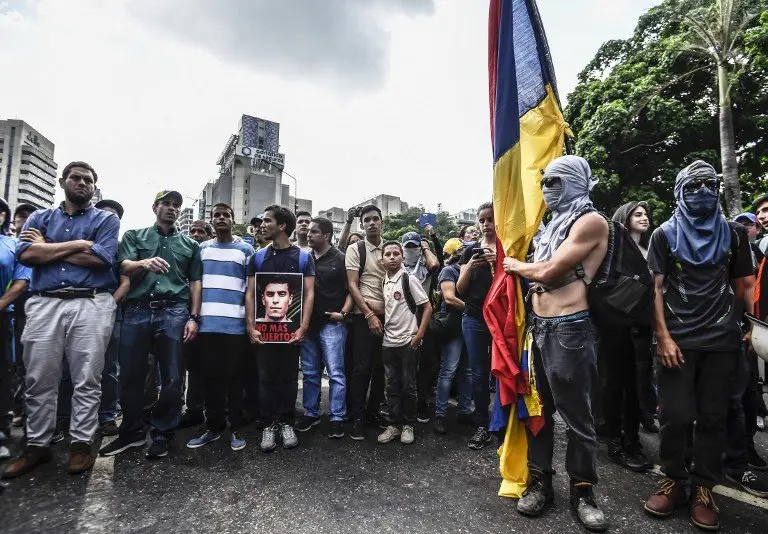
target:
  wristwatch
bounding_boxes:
[188,314,201,324]
[340,311,350,320]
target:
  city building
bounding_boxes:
[197,114,312,225]
[0,119,57,210]
[452,207,478,226]
[177,207,194,235]
[351,194,408,219]
[92,188,103,204]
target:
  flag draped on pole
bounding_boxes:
[485,0,572,498]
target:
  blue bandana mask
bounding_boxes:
[683,188,719,216]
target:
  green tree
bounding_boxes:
[566,0,768,222]
[381,207,460,245]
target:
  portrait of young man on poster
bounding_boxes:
[254,272,303,342]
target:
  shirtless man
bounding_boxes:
[503,155,609,532]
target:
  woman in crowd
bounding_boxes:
[457,202,496,450]
[598,201,656,472]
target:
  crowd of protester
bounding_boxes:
[0,158,767,532]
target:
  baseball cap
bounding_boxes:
[402,231,421,247]
[249,215,264,226]
[95,199,125,220]
[733,212,756,224]
[153,190,183,206]
[443,238,464,256]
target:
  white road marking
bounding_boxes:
[75,437,117,531]
[651,464,768,511]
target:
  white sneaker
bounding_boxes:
[0,445,10,460]
[757,417,766,432]
[377,425,401,444]
[401,425,414,444]
[260,424,278,452]
[281,424,298,449]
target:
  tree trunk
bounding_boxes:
[718,63,741,217]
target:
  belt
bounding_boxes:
[37,289,108,299]
[530,310,591,325]
[125,298,184,310]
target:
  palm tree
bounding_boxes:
[681,0,756,216]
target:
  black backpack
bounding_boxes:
[588,214,654,327]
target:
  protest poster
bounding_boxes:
[254,272,303,343]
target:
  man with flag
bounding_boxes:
[502,156,608,531]
[487,0,607,530]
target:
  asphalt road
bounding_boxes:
[2,395,768,533]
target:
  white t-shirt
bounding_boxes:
[383,268,429,348]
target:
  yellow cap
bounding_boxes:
[443,238,464,256]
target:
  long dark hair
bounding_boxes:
[613,201,652,249]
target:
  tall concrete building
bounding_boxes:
[452,207,478,226]
[178,207,194,235]
[317,206,347,243]
[351,194,409,219]
[197,115,312,225]
[0,119,57,209]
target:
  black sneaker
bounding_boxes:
[295,415,322,432]
[467,427,491,450]
[329,421,345,439]
[417,406,431,424]
[433,417,447,435]
[748,446,768,471]
[146,439,170,459]
[98,436,145,457]
[99,421,119,437]
[51,428,67,445]
[607,439,651,473]
[177,410,205,429]
[726,469,768,498]
[350,419,366,441]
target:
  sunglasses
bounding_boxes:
[683,178,719,193]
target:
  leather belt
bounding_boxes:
[126,299,183,310]
[37,289,108,299]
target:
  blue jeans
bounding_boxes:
[118,304,187,441]
[435,335,473,418]
[301,322,347,421]
[57,310,122,425]
[462,315,492,427]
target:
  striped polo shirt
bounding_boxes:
[199,238,255,335]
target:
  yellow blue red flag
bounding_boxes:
[485,0,571,498]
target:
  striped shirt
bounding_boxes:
[199,238,255,335]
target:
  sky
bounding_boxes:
[0,0,660,232]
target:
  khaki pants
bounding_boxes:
[22,293,116,446]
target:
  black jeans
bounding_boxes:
[416,331,438,411]
[633,326,657,421]
[725,347,757,472]
[183,337,206,414]
[527,315,599,485]
[658,350,737,488]
[0,313,13,433]
[257,343,300,425]
[600,327,646,444]
[382,344,419,425]
[349,315,385,422]
[199,333,246,432]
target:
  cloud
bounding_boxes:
[126,0,435,89]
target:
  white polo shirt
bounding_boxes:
[383,268,429,348]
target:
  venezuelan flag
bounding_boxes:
[484,0,571,498]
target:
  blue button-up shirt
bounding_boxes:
[17,203,120,292]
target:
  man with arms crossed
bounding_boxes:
[503,156,608,532]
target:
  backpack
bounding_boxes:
[531,210,653,327]
[384,272,425,325]
[588,216,654,327]
[252,245,310,273]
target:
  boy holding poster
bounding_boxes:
[377,242,432,445]
[245,206,314,453]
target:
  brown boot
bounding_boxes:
[690,485,719,531]
[1,446,53,479]
[644,477,687,517]
[68,442,96,475]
